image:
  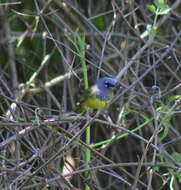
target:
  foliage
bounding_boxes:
[0,0,181,190]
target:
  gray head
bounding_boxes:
[95,77,116,101]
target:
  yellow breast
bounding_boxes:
[82,95,106,110]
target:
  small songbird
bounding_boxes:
[76,77,116,112]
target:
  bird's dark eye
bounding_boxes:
[104,81,108,88]
[104,80,115,88]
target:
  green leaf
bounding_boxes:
[154,0,164,8]
[1,0,8,3]
[157,105,172,141]
[175,172,181,183]
[171,152,181,162]
[92,15,105,31]
[157,5,171,15]
[168,95,181,101]
[153,0,171,12]
[147,4,156,13]
[171,152,181,183]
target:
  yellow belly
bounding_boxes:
[81,96,107,111]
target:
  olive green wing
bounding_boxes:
[75,88,107,113]
[75,89,93,113]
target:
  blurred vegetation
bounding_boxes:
[0,0,181,190]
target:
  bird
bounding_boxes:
[76,77,116,112]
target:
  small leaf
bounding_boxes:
[175,172,181,183]
[159,0,164,3]
[157,105,171,141]
[171,152,181,162]
[168,95,181,101]
[171,152,181,183]
[157,5,171,15]
[147,4,156,13]
[154,0,164,7]
[92,15,105,31]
